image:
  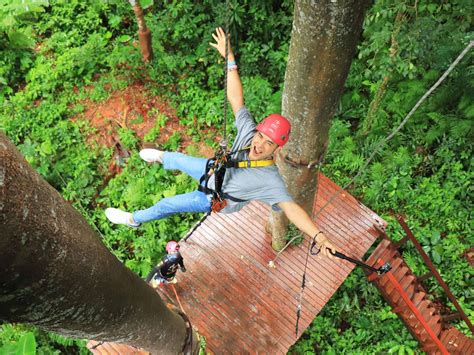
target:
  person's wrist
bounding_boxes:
[315,232,327,245]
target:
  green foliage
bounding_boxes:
[0,327,36,355]
[144,0,291,130]
[0,324,88,354]
[0,0,48,97]
[94,153,199,276]
[2,0,472,353]
[144,113,168,142]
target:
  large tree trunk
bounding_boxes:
[270,0,370,250]
[0,132,194,354]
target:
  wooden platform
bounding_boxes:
[157,173,386,353]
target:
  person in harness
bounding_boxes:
[105,27,336,258]
[146,241,186,288]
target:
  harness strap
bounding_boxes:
[197,185,246,203]
[225,159,274,168]
[198,146,274,208]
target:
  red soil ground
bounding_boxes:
[71,82,216,175]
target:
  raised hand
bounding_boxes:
[209,27,232,59]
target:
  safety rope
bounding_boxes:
[293,153,324,337]
[171,284,185,313]
[222,0,230,146]
[295,231,323,337]
[182,210,211,242]
[181,1,232,245]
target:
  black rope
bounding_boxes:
[182,210,211,242]
[177,309,195,355]
[89,341,104,350]
[294,155,325,338]
[222,0,230,146]
[295,231,323,337]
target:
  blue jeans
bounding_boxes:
[132,152,212,223]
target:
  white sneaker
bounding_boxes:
[150,276,164,288]
[139,149,164,163]
[105,208,140,228]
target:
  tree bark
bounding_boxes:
[131,1,153,62]
[0,132,192,354]
[270,0,370,250]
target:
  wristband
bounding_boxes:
[227,60,236,66]
[310,231,324,255]
[227,65,238,72]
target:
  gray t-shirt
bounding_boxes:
[208,107,293,213]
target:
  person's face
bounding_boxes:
[249,131,279,160]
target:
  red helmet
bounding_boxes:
[256,114,291,146]
[165,241,180,253]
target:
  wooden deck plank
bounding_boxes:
[191,218,304,348]
[166,236,296,354]
[240,203,356,285]
[207,208,331,305]
[178,237,295,340]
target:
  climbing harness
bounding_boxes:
[183,146,274,242]
[197,146,274,213]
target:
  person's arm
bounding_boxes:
[210,27,244,115]
[145,261,164,283]
[278,201,336,258]
[178,255,186,272]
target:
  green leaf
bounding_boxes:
[141,0,154,10]
[1,15,16,28]
[40,140,53,155]
[15,332,36,355]
[427,4,438,13]
[162,186,176,198]
[431,231,441,245]
[108,15,122,29]
[7,31,35,49]
[117,35,132,43]
[0,343,17,355]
